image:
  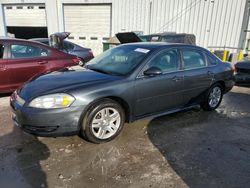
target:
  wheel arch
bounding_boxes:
[104,96,131,123]
[79,95,131,131]
[213,80,225,92]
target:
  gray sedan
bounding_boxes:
[10,43,235,143]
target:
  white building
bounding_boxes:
[0,0,249,55]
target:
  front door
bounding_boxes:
[134,49,184,117]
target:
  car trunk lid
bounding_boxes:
[115,32,142,44]
[49,32,70,50]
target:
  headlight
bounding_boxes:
[29,93,75,109]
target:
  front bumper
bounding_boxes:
[10,98,85,137]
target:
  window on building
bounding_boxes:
[10,44,49,58]
[182,49,206,69]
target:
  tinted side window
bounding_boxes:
[149,49,179,73]
[206,54,218,66]
[11,44,49,58]
[41,41,49,46]
[64,41,74,51]
[182,49,206,69]
[0,44,4,59]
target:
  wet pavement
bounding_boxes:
[0,86,250,188]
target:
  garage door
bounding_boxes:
[64,4,111,55]
[4,4,46,27]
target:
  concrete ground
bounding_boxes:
[0,86,250,188]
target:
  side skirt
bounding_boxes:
[131,104,201,122]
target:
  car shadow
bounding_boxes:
[147,92,250,188]
[0,121,50,187]
[0,93,12,100]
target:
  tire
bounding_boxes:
[201,83,223,111]
[78,59,85,66]
[80,99,125,144]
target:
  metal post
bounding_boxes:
[45,0,59,35]
[238,50,243,61]
[0,3,7,37]
[222,50,228,62]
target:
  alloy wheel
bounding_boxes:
[208,86,222,108]
[91,107,121,139]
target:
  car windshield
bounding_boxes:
[85,45,150,76]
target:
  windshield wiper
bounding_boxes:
[87,67,110,74]
[86,66,122,76]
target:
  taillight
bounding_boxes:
[231,64,236,72]
[72,57,80,64]
[88,50,94,57]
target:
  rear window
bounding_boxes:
[64,41,74,51]
[0,44,4,59]
[41,40,49,46]
[206,54,219,66]
[182,49,206,69]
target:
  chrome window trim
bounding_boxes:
[136,48,181,79]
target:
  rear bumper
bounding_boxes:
[10,99,85,137]
[224,79,235,93]
[235,73,250,85]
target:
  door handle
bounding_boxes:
[37,60,48,65]
[0,64,6,70]
[207,71,214,76]
[172,76,182,82]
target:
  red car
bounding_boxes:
[0,38,79,93]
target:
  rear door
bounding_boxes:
[0,42,10,92]
[181,48,213,104]
[6,43,50,89]
[134,48,184,117]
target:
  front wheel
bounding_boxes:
[201,84,223,111]
[81,99,125,143]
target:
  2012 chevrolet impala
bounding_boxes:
[10,43,235,143]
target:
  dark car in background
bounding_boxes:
[0,38,79,93]
[30,32,94,66]
[235,60,250,86]
[10,43,234,143]
[139,32,196,45]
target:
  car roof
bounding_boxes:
[120,42,203,50]
[30,38,48,41]
[0,37,58,50]
[1,37,45,44]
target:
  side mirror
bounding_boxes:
[143,67,162,76]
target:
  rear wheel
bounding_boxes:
[202,83,223,111]
[81,99,125,143]
[78,58,85,66]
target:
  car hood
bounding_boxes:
[18,68,119,101]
